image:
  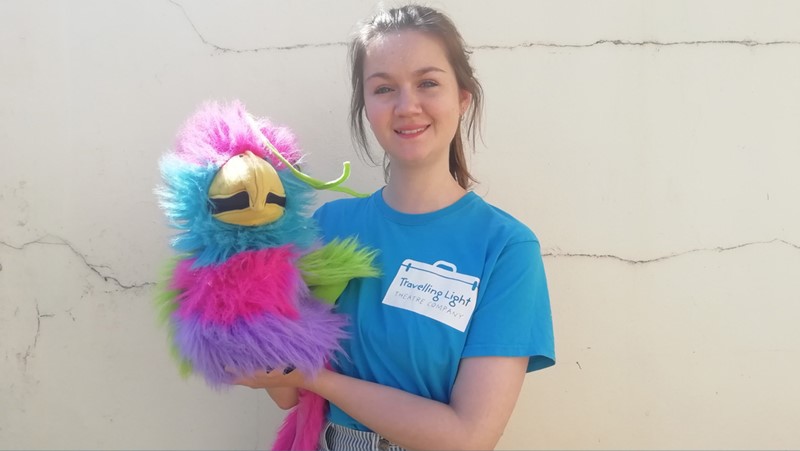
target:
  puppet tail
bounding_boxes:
[272,389,327,451]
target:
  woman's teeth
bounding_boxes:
[397,127,426,134]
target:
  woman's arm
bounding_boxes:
[316,356,527,450]
[236,355,528,450]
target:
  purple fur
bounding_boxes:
[174,296,348,388]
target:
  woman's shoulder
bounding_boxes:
[313,192,373,220]
[312,191,377,239]
[470,194,540,247]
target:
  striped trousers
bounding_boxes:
[319,422,407,451]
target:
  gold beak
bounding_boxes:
[207,151,286,226]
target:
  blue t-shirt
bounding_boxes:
[313,188,555,431]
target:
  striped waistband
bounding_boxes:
[320,422,406,451]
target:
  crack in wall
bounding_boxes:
[3,235,796,284]
[0,236,155,291]
[17,301,58,371]
[473,39,800,50]
[543,238,800,264]
[167,0,800,54]
[19,302,42,370]
[167,0,346,53]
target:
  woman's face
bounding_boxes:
[362,31,470,173]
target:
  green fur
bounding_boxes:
[299,238,379,304]
[310,282,350,305]
[153,255,193,377]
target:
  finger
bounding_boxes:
[231,375,251,386]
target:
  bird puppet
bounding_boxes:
[154,101,377,450]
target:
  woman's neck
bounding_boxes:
[382,165,467,214]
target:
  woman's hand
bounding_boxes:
[229,366,309,390]
[229,366,311,410]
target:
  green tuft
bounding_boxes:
[299,238,379,304]
[153,255,193,377]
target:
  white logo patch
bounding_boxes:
[382,259,480,332]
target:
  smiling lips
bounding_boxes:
[395,125,429,137]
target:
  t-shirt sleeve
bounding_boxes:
[462,239,555,372]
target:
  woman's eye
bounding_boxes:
[420,80,439,88]
[374,86,392,94]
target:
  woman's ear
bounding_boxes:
[459,89,472,115]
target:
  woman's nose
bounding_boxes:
[395,89,422,115]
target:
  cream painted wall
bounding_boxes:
[1,1,798,449]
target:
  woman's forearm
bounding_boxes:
[307,357,527,449]
[306,368,498,450]
[236,357,526,449]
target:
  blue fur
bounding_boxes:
[157,154,318,267]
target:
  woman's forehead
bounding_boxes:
[364,31,450,74]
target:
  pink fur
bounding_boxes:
[175,100,302,169]
[272,390,328,451]
[173,246,304,324]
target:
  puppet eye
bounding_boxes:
[266,192,286,208]
[209,191,250,214]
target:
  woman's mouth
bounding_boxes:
[394,125,429,137]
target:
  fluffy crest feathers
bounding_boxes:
[174,100,302,169]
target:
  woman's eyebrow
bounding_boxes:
[366,66,447,82]
[414,66,446,76]
[366,72,391,82]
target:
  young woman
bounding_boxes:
[235,5,555,450]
